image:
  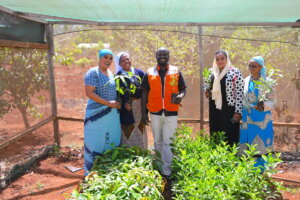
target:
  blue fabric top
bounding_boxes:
[84,67,117,107]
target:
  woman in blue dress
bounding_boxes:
[83,49,121,175]
[239,56,276,168]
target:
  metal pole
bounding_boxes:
[198,26,204,130]
[46,24,61,147]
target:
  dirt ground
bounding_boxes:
[1,121,300,200]
[0,146,84,200]
[1,148,300,200]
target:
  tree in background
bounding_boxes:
[54,26,205,76]
[220,27,300,75]
[0,48,49,128]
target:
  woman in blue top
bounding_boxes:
[239,56,276,168]
[115,52,148,148]
[83,49,121,175]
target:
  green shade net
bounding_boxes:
[0,11,45,43]
[0,0,299,23]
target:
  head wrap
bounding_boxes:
[98,49,113,58]
[250,56,267,79]
[212,50,232,110]
[114,52,130,73]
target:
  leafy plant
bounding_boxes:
[34,181,45,191]
[126,71,142,96]
[202,67,212,91]
[106,72,142,104]
[171,125,282,200]
[253,68,283,101]
[74,57,95,68]
[0,48,49,128]
[71,146,164,200]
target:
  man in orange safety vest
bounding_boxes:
[140,47,187,178]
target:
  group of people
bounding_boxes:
[206,50,275,168]
[83,47,275,177]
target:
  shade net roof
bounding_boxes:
[0,0,299,24]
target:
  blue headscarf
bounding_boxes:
[250,56,267,79]
[98,49,113,58]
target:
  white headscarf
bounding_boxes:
[114,52,130,73]
[211,50,231,110]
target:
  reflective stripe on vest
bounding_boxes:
[147,65,180,112]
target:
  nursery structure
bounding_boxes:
[0,0,300,190]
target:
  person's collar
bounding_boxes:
[251,75,260,81]
[121,67,134,74]
[156,64,169,71]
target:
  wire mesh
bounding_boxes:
[54,25,300,153]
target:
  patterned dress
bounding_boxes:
[208,67,244,145]
[239,76,275,159]
[83,67,121,175]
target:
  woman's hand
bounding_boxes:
[254,101,264,111]
[107,101,121,109]
[232,113,241,123]
[204,90,211,98]
[125,102,131,111]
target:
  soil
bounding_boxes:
[0,146,84,200]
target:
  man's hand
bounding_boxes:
[173,93,184,104]
[141,113,149,125]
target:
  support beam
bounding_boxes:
[198,26,205,130]
[0,39,48,49]
[0,6,47,23]
[57,116,300,127]
[46,24,61,147]
[0,116,55,150]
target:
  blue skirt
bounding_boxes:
[83,101,121,175]
[240,108,274,169]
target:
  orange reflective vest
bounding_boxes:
[147,65,180,112]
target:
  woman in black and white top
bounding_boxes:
[204,50,244,145]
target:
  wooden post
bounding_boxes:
[198,26,204,130]
[46,24,61,147]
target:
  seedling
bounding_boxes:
[202,67,212,91]
[253,68,283,102]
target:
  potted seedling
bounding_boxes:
[202,67,212,97]
[125,71,142,108]
[169,74,179,104]
[253,68,282,102]
[105,74,127,105]
[202,68,212,96]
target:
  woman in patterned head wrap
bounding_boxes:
[83,49,121,176]
[114,52,148,149]
[239,56,276,170]
[205,50,244,146]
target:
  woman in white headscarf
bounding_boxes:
[204,50,244,145]
[114,52,148,149]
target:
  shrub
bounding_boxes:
[171,125,282,200]
[71,146,164,200]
